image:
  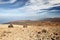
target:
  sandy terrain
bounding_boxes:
[0,24,60,40]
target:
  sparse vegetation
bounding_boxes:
[0,21,60,40]
[23,25,27,28]
[8,24,13,28]
[42,29,47,33]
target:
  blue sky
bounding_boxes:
[0,0,60,23]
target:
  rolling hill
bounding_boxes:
[4,18,60,26]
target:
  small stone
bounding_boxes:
[53,33,58,35]
[56,37,59,39]
[51,38,55,40]
[38,32,41,34]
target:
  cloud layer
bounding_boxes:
[0,0,28,9]
[0,0,60,23]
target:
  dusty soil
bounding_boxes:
[0,24,60,40]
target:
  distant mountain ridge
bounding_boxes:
[4,18,60,25]
[42,18,60,22]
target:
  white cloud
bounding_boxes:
[10,0,16,3]
[0,0,60,17]
[49,0,60,4]
[0,0,60,22]
[17,0,60,14]
[0,0,16,4]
